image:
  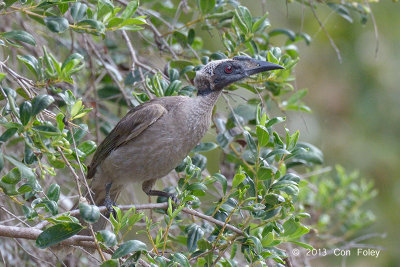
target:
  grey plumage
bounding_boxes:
[82,56,283,231]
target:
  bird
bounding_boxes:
[83,56,283,231]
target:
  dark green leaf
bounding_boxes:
[193,142,218,153]
[22,205,38,220]
[17,55,39,79]
[121,0,138,20]
[79,202,100,224]
[170,253,190,267]
[31,95,54,116]
[212,173,227,195]
[70,2,87,22]
[0,127,17,143]
[165,80,181,96]
[2,30,36,46]
[77,19,105,34]
[243,131,257,156]
[47,184,60,202]
[186,224,204,252]
[101,259,120,267]
[187,29,195,45]
[112,240,147,259]
[269,28,296,41]
[185,182,207,193]
[19,101,32,126]
[97,230,117,247]
[36,222,83,248]
[78,140,97,156]
[1,168,21,184]
[44,16,69,33]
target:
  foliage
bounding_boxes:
[0,0,380,266]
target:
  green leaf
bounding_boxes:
[17,55,39,79]
[107,17,124,28]
[36,222,83,248]
[19,101,32,126]
[185,182,207,193]
[291,241,313,250]
[1,30,36,46]
[78,140,97,156]
[79,202,100,224]
[269,28,296,41]
[212,173,227,195]
[165,80,182,96]
[198,0,215,14]
[44,16,69,33]
[1,168,21,184]
[22,205,38,220]
[171,253,190,267]
[31,94,54,116]
[0,127,17,143]
[47,184,60,202]
[187,29,195,45]
[193,142,218,153]
[257,166,273,181]
[70,2,87,22]
[121,0,138,20]
[101,259,120,267]
[252,12,269,33]
[236,6,252,31]
[232,169,246,188]
[97,230,117,247]
[112,240,147,259]
[77,19,106,34]
[32,125,60,136]
[70,100,82,118]
[186,224,204,252]
[327,3,353,23]
[265,117,285,128]
[256,125,270,147]
[4,156,36,181]
[243,131,257,156]
[0,73,6,82]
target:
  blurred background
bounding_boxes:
[195,0,399,265]
[263,1,399,266]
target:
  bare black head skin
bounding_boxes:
[194,56,284,95]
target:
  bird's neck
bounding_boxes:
[195,89,222,113]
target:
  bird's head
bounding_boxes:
[194,56,284,94]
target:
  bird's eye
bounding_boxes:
[224,65,233,74]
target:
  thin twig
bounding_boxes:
[308,0,342,63]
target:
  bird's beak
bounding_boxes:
[244,59,284,76]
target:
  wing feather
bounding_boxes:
[87,102,167,179]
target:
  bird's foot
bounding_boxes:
[104,182,117,218]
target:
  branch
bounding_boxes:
[34,203,243,235]
[0,225,98,249]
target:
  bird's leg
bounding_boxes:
[104,182,117,218]
[142,179,179,205]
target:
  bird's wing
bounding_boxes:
[87,102,167,179]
